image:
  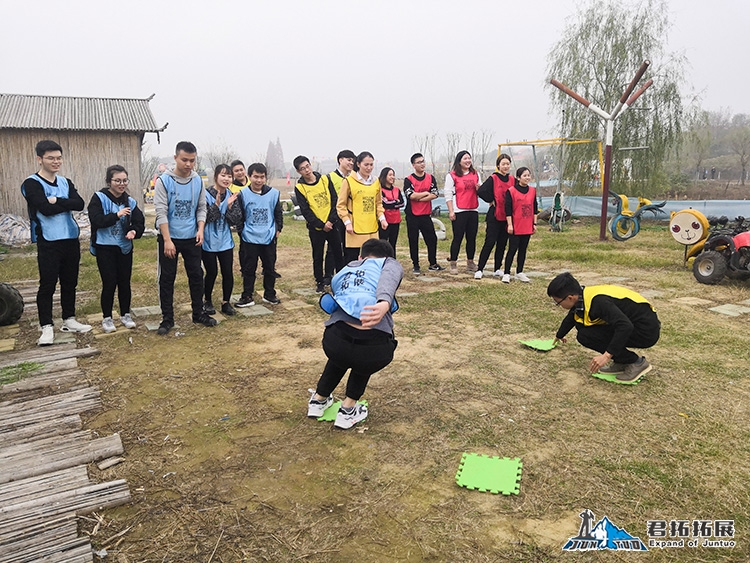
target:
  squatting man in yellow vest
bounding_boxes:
[547,272,661,382]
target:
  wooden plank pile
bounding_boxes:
[0,345,131,563]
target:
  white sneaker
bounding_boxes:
[38,324,54,346]
[474,270,483,279]
[334,403,368,429]
[61,317,92,333]
[493,269,503,277]
[307,390,334,418]
[102,317,116,333]
[121,313,136,329]
[515,272,531,283]
[501,274,511,284]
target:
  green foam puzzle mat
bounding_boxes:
[455,453,522,495]
[591,371,641,385]
[317,399,368,421]
[519,338,557,351]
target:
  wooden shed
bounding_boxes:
[0,93,166,217]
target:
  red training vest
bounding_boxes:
[509,185,537,235]
[450,171,479,210]
[407,174,434,216]
[381,186,402,224]
[492,174,515,221]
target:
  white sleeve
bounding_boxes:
[444,174,455,200]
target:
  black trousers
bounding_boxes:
[378,222,400,255]
[36,238,80,326]
[343,246,361,264]
[405,214,438,268]
[95,244,133,318]
[324,221,346,278]
[576,315,661,364]
[158,236,204,322]
[202,248,234,303]
[477,218,509,272]
[504,234,531,274]
[239,240,276,300]
[449,211,478,261]
[309,227,343,284]
[316,322,397,401]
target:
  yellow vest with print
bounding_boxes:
[328,170,345,195]
[347,175,380,234]
[296,175,333,228]
[229,179,249,194]
[575,285,654,326]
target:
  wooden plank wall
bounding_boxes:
[0,129,145,217]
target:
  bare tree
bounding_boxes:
[413,132,439,174]
[443,132,462,165]
[728,116,750,185]
[478,129,495,176]
[201,142,241,172]
[684,110,712,181]
[140,145,160,189]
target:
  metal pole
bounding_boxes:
[601,120,615,240]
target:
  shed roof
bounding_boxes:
[0,93,167,132]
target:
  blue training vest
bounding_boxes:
[91,191,137,255]
[239,186,279,245]
[161,174,203,239]
[326,258,392,318]
[22,174,79,242]
[203,190,235,252]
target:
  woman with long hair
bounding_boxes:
[445,150,481,274]
[336,151,387,263]
[502,166,539,283]
[202,164,238,315]
[88,165,145,333]
[475,153,514,279]
[378,167,404,255]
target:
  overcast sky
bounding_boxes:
[2,0,748,165]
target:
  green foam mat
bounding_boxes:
[591,371,641,385]
[519,338,557,351]
[317,399,368,421]
[455,453,522,495]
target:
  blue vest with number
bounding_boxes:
[91,191,137,255]
[239,186,279,245]
[329,258,386,318]
[203,190,235,252]
[22,174,79,242]
[162,174,203,239]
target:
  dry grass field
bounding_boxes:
[2,214,749,562]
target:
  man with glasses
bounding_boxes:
[403,153,444,274]
[293,155,343,293]
[547,272,661,382]
[21,140,92,345]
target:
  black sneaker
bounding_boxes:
[316,282,326,294]
[221,302,236,316]
[203,301,216,315]
[236,295,255,308]
[429,263,445,271]
[157,319,174,336]
[412,267,422,275]
[262,295,281,305]
[322,277,332,286]
[193,313,218,327]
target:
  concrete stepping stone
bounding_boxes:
[416,276,442,283]
[0,339,16,352]
[293,288,318,296]
[235,305,273,317]
[522,271,554,279]
[708,304,750,317]
[145,322,180,332]
[282,300,314,310]
[131,306,162,318]
[639,289,665,300]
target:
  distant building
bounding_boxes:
[0,93,166,216]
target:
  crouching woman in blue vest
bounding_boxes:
[88,165,145,333]
[307,238,403,429]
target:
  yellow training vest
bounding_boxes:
[347,175,380,235]
[575,285,654,326]
[328,170,345,195]
[229,179,249,194]
[296,175,332,228]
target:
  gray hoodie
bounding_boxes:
[154,169,207,231]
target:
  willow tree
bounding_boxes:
[546,0,686,196]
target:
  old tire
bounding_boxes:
[0,283,24,326]
[693,251,727,285]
